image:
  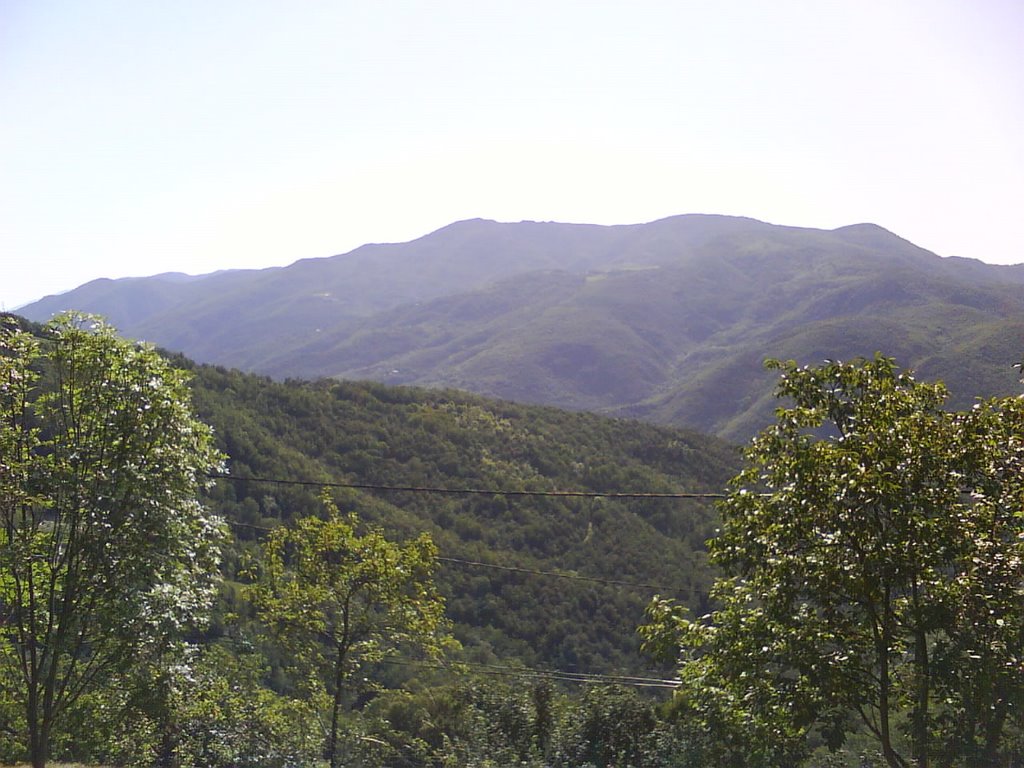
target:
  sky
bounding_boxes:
[2,0,1022,310]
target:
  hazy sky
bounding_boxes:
[2,0,1022,309]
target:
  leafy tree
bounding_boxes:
[552,684,661,768]
[0,314,225,768]
[362,678,691,768]
[162,643,321,768]
[251,494,450,768]
[641,356,1024,768]
[934,393,1024,765]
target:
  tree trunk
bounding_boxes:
[156,720,180,768]
[29,719,48,768]
[875,593,902,768]
[26,685,47,768]
[328,643,347,768]
[878,658,900,768]
[913,627,930,768]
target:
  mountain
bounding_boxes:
[21,215,1024,440]
[0,310,742,697]
[184,362,740,675]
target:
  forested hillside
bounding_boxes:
[186,360,740,675]
[21,215,1024,440]
[2,314,745,767]
[7,314,1021,766]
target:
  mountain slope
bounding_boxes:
[21,215,1024,438]
[242,220,1024,439]
[185,362,740,675]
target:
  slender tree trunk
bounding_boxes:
[329,643,347,768]
[533,681,553,759]
[28,716,48,768]
[912,625,930,768]
[26,683,47,768]
[878,648,900,768]
[875,591,902,768]
[156,727,178,768]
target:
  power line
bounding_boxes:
[227,518,696,593]
[226,519,277,533]
[436,556,691,596]
[450,659,680,687]
[380,657,679,689]
[221,520,700,598]
[208,472,728,500]
[213,476,696,692]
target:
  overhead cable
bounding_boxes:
[436,555,692,595]
[207,472,728,499]
[223,519,702,596]
[380,657,680,689]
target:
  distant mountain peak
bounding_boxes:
[17,215,1024,440]
[833,222,892,234]
[830,222,925,252]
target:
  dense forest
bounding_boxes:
[187,358,740,675]
[1,313,744,767]
[6,314,1021,767]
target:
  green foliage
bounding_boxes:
[251,494,450,768]
[0,657,26,763]
[641,356,1024,767]
[361,679,700,768]
[0,314,225,767]
[164,643,322,768]
[19,642,322,768]
[553,685,660,767]
[188,364,737,675]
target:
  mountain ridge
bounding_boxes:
[20,214,1024,439]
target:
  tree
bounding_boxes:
[251,493,450,768]
[0,314,225,767]
[640,356,1024,768]
[554,685,661,768]
[160,643,321,768]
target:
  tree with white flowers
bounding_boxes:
[0,314,225,768]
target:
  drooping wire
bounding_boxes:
[436,556,690,596]
[207,472,729,499]
[380,657,680,689]
[213,473,716,598]
[226,518,702,597]
[212,476,693,691]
